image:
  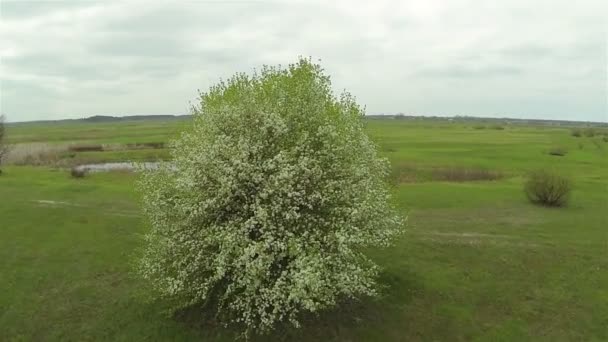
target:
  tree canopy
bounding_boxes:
[138,58,404,334]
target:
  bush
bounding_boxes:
[432,167,502,182]
[70,166,87,178]
[583,128,596,137]
[119,142,166,150]
[68,144,103,152]
[4,143,65,166]
[524,169,571,207]
[138,58,404,335]
[571,128,582,137]
[548,147,567,156]
[489,124,505,130]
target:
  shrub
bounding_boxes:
[524,169,571,207]
[68,144,103,152]
[547,147,567,156]
[70,166,87,178]
[122,142,165,150]
[603,136,608,143]
[432,167,502,182]
[489,124,505,130]
[4,143,65,166]
[472,125,486,130]
[137,58,404,335]
[142,142,165,149]
[583,128,596,137]
[571,128,582,137]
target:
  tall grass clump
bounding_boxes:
[4,143,66,166]
[489,124,505,130]
[68,144,103,152]
[571,128,582,137]
[583,128,596,137]
[524,169,571,207]
[432,167,502,182]
[547,147,568,156]
[137,58,404,335]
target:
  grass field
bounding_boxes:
[1,118,607,341]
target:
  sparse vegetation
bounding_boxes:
[126,141,165,149]
[524,169,572,207]
[471,124,505,130]
[432,167,503,182]
[571,128,582,137]
[390,163,420,184]
[4,143,66,166]
[548,147,568,156]
[583,128,596,137]
[68,144,104,152]
[390,165,503,183]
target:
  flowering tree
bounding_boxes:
[138,58,404,334]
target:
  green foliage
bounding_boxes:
[524,169,571,207]
[571,128,582,137]
[3,119,608,341]
[138,58,404,334]
[583,128,596,137]
[431,167,502,182]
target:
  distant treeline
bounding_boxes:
[368,114,607,127]
[10,114,192,125]
[10,113,607,128]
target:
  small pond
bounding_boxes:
[74,162,163,173]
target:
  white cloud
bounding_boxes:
[1,0,606,122]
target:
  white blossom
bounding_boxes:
[137,58,405,335]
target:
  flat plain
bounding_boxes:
[1,118,607,341]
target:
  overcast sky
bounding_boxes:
[1,0,606,122]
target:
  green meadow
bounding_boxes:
[1,118,607,341]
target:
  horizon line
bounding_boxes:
[4,113,607,125]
